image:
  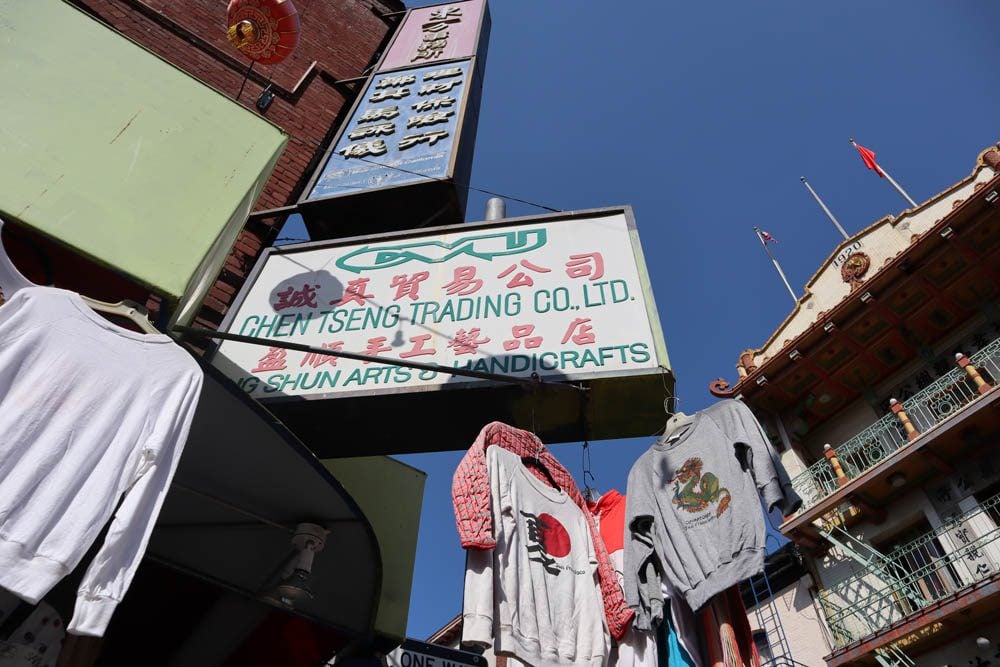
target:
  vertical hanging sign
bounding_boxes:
[307,60,472,198]
[299,0,490,238]
[378,1,487,70]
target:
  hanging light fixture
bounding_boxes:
[262,523,329,609]
[226,0,301,65]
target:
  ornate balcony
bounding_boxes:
[818,492,1000,665]
[787,337,1000,515]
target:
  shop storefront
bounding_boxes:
[0,3,421,664]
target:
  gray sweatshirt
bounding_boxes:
[623,400,802,621]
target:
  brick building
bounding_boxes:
[0,2,424,665]
[69,0,403,328]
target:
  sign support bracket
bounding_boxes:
[246,204,302,221]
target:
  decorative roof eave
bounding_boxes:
[426,613,463,646]
[711,145,1000,399]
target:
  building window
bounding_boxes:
[974,481,1000,527]
[874,519,961,615]
[752,630,773,661]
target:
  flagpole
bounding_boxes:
[753,227,797,304]
[850,138,918,208]
[800,176,850,240]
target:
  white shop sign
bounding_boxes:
[213,209,666,401]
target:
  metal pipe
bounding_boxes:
[485,197,506,221]
[174,326,587,392]
[247,204,301,221]
[171,482,294,533]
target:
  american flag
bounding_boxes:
[759,229,777,244]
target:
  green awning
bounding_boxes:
[323,457,426,645]
[0,0,286,312]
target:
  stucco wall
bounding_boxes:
[793,396,880,462]
[748,575,833,666]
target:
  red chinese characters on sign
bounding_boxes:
[502,324,543,351]
[400,333,436,358]
[335,278,375,307]
[300,341,344,368]
[561,318,596,346]
[448,328,490,355]
[443,266,484,296]
[391,271,430,301]
[252,347,287,373]
[565,253,605,281]
[274,283,319,311]
[362,336,392,364]
[496,260,551,289]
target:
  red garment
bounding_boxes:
[586,489,627,554]
[225,613,344,667]
[700,586,760,667]
[452,422,634,639]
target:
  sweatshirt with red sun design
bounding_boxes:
[463,447,609,667]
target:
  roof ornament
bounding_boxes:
[709,377,735,398]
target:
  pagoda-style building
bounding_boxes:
[711,143,1000,665]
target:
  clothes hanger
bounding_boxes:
[521,455,561,491]
[581,440,601,503]
[657,393,696,444]
[80,296,160,334]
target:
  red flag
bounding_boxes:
[854,142,884,177]
[759,229,777,244]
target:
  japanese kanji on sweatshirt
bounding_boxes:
[463,447,610,667]
[623,400,801,620]
[453,421,633,639]
[0,222,204,637]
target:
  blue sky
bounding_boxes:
[285,0,1000,641]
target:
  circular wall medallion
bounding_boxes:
[841,252,871,289]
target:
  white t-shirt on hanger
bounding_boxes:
[0,222,204,637]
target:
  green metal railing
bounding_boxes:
[789,337,1000,511]
[818,491,1000,648]
[874,645,915,667]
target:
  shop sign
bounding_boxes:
[297,0,489,234]
[385,639,483,667]
[378,0,488,72]
[305,59,473,201]
[213,208,667,401]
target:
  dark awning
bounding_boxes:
[147,361,383,640]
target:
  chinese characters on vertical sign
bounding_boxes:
[214,213,665,398]
[304,0,487,203]
[378,0,486,71]
[308,60,471,199]
[412,5,463,62]
[338,64,463,160]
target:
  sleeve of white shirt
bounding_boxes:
[462,448,506,646]
[0,219,38,299]
[68,363,203,636]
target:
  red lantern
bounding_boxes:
[226,0,300,65]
